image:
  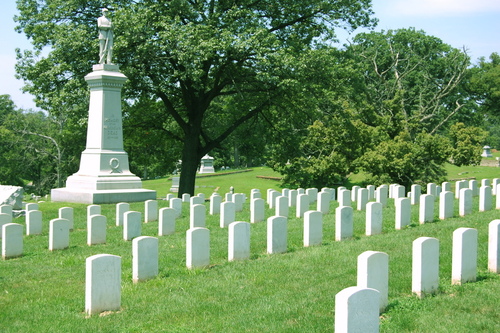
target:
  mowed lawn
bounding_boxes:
[1,166,499,332]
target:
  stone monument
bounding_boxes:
[51,9,156,204]
[482,145,493,158]
[199,154,215,174]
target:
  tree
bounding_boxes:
[15,0,376,196]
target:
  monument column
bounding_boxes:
[51,9,156,204]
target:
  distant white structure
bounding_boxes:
[482,146,493,158]
[199,155,215,174]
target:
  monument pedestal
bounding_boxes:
[51,64,156,204]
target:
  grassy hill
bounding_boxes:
[1,165,499,332]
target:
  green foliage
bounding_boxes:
[448,122,488,167]
[15,0,376,195]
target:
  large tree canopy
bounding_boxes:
[15,0,376,195]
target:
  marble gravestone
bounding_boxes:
[51,9,156,204]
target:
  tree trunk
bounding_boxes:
[178,132,202,197]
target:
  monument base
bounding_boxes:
[51,187,156,204]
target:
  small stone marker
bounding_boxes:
[419,194,434,224]
[306,188,318,204]
[469,180,479,197]
[439,191,454,220]
[357,251,389,313]
[87,204,101,218]
[228,221,251,261]
[335,206,353,241]
[366,202,383,236]
[479,186,492,212]
[459,188,472,216]
[442,181,451,192]
[145,199,158,222]
[190,196,203,206]
[85,254,121,315]
[2,223,23,259]
[395,197,411,230]
[412,237,439,298]
[275,195,289,218]
[116,202,130,226]
[366,185,375,201]
[158,207,176,236]
[376,185,388,207]
[220,201,235,228]
[123,211,141,241]
[267,190,279,208]
[455,180,467,199]
[26,210,42,235]
[59,207,74,231]
[170,198,182,218]
[132,236,159,283]
[335,286,379,333]
[250,198,265,223]
[87,214,107,245]
[452,227,478,285]
[186,227,210,268]
[303,210,322,247]
[267,216,287,254]
[296,193,309,218]
[338,189,351,207]
[182,193,191,203]
[210,194,222,215]
[488,220,500,273]
[49,218,70,251]
[190,204,206,228]
[288,189,297,207]
[427,183,437,197]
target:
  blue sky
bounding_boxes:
[1,0,499,111]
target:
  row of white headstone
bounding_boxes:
[335,222,500,332]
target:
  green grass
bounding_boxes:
[1,167,500,332]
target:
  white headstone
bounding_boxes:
[25,203,39,212]
[338,189,351,207]
[459,188,472,216]
[123,211,141,241]
[116,202,130,226]
[132,236,159,282]
[304,210,322,247]
[158,207,176,236]
[411,184,421,205]
[412,237,439,298]
[288,189,297,207]
[186,227,210,268]
[442,181,451,192]
[59,207,74,231]
[144,199,158,222]
[351,186,360,202]
[366,185,375,201]
[395,197,411,230]
[190,196,203,206]
[426,183,437,197]
[492,178,500,195]
[275,195,289,218]
[452,227,477,285]
[335,206,353,241]
[2,223,23,259]
[228,221,251,261]
[87,214,107,245]
[49,218,70,251]
[488,220,500,274]
[479,186,492,212]
[210,194,222,215]
[357,251,389,312]
[87,204,101,218]
[316,191,330,214]
[419,194,434,224]
[26,210,42,235]
[190,204,206,229]
[182,193,191,203]
[376,185,388,207]
[439,191,454,220]
[267,216,287,254]
[220,201,235,228]
[469,180,479,197]
[357,188,369,211]
[295,194,309,218]
[335,287,379,333]
[0,213,13,239]
[366,202,383,236]
[170,197,182,218]
[250,198,265,223]
[306,188,318,204]
[85,254,121,315]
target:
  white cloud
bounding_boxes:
[378,0,500,17]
